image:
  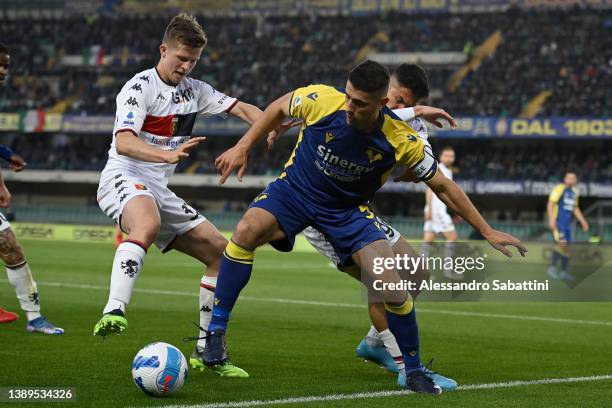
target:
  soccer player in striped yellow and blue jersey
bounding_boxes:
[208,60,526,394]
[547,171,589,281]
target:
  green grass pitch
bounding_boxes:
[1,239,611,407]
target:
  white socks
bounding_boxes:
[365,325,405,370]
[197,275,217,350]
[103,241,146,315]
[6,262,41,321]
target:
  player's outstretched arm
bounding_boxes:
[215,92,292,184]
[116,131,206,164]
[228,101,265,125]
[393,105,456,129]
[425,172,527,257]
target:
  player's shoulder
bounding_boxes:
[289,84,345,124]
[291,84,344,107]
[295,84,344,97]
[549,183,565,200]
[118,68,156,96]
[182,76,213,92]
[552,183,566,192]
[409,117,428,136]
[381,107,419,143]
[125,68,156,86]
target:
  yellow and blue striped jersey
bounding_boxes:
[282,84,437,207]
[548,183,579,226]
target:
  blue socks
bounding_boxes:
[208,241,254,332]
[385,297,421,371]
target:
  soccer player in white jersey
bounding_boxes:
[422,146,459,279]
[94,14,273,377]
[0,43,64,334]
[270,64,457,389]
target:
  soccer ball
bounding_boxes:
[131,342,188,397]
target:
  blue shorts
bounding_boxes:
[553,224,572,243]
[249,179,387,266]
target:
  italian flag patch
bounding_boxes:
[134,183,147,190]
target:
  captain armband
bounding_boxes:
[410,148,438,181]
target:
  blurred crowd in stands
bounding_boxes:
[0,7,609,117]
[3,134,611,183]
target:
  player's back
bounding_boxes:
[283,84,435,208]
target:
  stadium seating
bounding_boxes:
[0,8,609,116]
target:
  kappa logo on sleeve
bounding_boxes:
[125,97,139,107]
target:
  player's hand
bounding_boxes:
[0,185,12,208]
[548,220,556,232]
[393,169,421,183]
[414,105,457,129]
[215,145,248,184]
[9,153,27,172]
[267,119,301,151]
[164,137,206,164]
[581,221,589,232]
[483,229,527,258]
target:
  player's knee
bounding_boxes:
[129,220,160,247]
[0,232,26,266]
[233,218,259,248]
[2,249,25,267]
[195,228,227,259]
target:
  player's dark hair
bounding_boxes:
[0,43,9,55]
[163,13,207,49]
[564,169,578,177]
[440,146,455,153]
[348,60,390,95]
[393,64,429,100]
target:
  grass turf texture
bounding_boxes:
[0,239,611,407]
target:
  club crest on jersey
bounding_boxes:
[325,132,335,143]
[365,147,384,163]
[307,92,318,101]
[171,117,178,135]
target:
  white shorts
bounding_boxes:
[424,211,455,234]
[97,166,206,251]
[0,212,11,232]
[303,216,401,268]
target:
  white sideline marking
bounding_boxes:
[142,374,612,408]
[2,278,612,327]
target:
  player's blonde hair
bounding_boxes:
[163,13,207,49]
